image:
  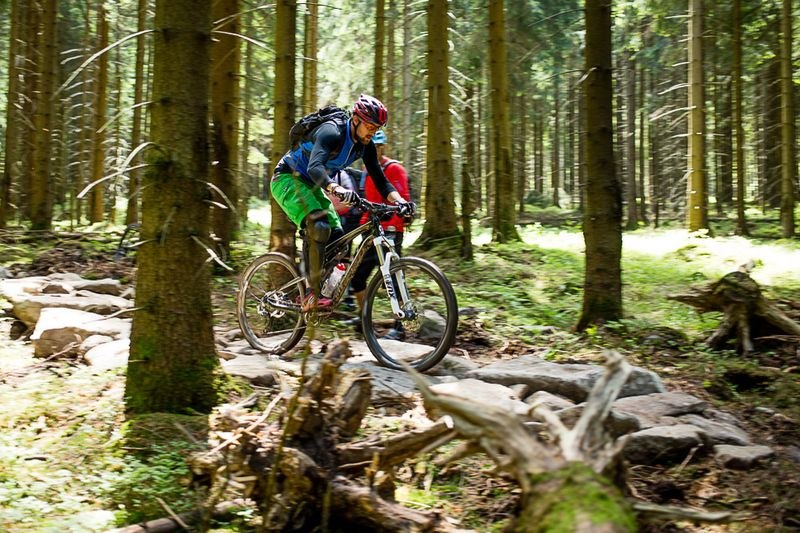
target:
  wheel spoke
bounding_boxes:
[237,254,306,355]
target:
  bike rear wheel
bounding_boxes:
[362,256,458,372]
[237,252,306,355]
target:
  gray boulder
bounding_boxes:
[30,308,131,357]
[623,424,706,465]
[84,339,129,371]
[466,354,664,402]
[714,444,774,469]
[612,392,708,428]
[428,378,531,416]
[12,293,133,327]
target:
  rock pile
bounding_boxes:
[0,272,775,471]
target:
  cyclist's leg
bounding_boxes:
[271,174,341,310]
[351,245,378,310]
[304,210,331,297]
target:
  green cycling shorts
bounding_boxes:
[271,172,342,230]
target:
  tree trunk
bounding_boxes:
[373,0,386,100]
[30,0,59,231]
[551,67,562,208]
[624,49,638,230]
[761,58,782,210]
[637,56,648,224]
[576,0,623,331]
[126,0,148,226]
[535,106,544,195]
[567,78,576,208]
[577,86,586,212]
[385,0,397,142]
[211,0,241,260]
[400,0,413,177]
[488,0,520,242]
[302,0,318,115]
[89,2,108,224]
[126,0,220,414]
[461,84,476,260]
[419,0,459,247]
[649,72,660,228]
[516,463,635,532]
[687,0,708,232]
[20,3,40,223]
[478,79,487,212]
[518,94,527,214]
[778,0,796,238]
[1,0,24,228]
[239,10,253,223]
[732,0,749,236]
[269,0,298,258]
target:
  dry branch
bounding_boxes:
[336,419,456,472]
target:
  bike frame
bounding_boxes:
[307,212,409,318]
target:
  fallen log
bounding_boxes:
[669,271,800,354]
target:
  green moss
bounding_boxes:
[213,371,255,401]
[522,463,636,533]
[109,440,205,525]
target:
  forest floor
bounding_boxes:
[1,212,799,532]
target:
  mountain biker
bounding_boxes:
[271,94,412,312]
[344,130,412,339]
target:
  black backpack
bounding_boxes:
[289,105,350,151]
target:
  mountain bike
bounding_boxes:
[236,199,458,372]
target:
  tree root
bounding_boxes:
[670,271,800,354]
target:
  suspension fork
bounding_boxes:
[374,235,408,319]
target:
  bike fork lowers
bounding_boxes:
[374,236,408,319]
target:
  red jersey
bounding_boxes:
[361,156,410,231]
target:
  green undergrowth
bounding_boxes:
[420,223,799,349]
[111,414,210,526]
[0,345,214,530]
[1,212,798,531]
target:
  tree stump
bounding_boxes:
[669,271,800,354]
[188,340,458,532]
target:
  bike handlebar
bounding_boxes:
[356,197,416,218]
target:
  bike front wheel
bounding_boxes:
[237,252,306,355]
[362,256,458,372]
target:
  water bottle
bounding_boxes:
[321,263,346,297]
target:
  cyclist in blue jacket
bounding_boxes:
[271,94,412,312]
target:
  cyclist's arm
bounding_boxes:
[307,122,342,188]
[363,143,397,199]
